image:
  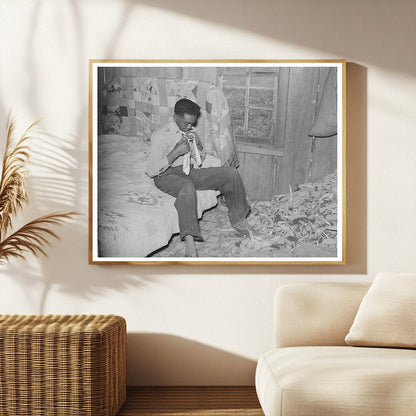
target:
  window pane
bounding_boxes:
[230,107,245,136]
[247,108,273,139]
[223,87,246,106]
[249,88,274,107]
[250,75,275,88]
[222,75,247,87]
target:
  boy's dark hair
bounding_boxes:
[174,98,200,117]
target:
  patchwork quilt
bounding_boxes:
[102,77,239,168]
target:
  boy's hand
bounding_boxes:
[175,137,191,155]
[167,137,190,164]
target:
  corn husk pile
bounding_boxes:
[152,172,338,258]
[240,172,338,257]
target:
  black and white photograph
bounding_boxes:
[89,60,345,264]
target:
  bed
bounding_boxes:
[96,77,237,258]
[97,134,220,257]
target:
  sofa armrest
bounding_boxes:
[273,282,370,348]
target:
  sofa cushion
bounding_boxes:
[345,272,416,348]
[274,283,370,348]
[256,346,416,416]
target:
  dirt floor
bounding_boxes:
[151,172,338,259]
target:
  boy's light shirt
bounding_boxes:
[146,119,205,177]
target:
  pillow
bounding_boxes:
[345,272,416,348]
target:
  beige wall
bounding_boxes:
[0,0,415,385]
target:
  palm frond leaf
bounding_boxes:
[0,211,78,264]
[0,116,40,238]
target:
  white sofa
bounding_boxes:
[255,281,416,416]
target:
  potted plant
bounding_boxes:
[0,115,78,264]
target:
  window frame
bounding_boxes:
[219,68,280,147]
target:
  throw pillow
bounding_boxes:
[345,272,416,348]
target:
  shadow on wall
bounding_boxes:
[3,62,368,286]
[0,123,152,313]
[127,333,257,386]
[27,0,87,211]
[93,0,371,274]
[0,258,156,314]
[0,1,91,306]
[0,1,370,281]
[135,0,413,76]
[344,63,368,275]
[133,62,368,276]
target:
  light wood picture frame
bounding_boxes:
[89,60,346,265]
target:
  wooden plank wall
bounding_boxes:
[98,66,338,201]
[237,149,279,202]
[104,66,182,79]
[309,68,337,182]
[276,67,320,195]
[182,67,217,83]
[102,66,217,83]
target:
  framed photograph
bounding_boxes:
[89,60,346,265]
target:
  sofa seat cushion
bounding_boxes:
[256,346,416,416]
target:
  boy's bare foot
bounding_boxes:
[184,235,198,257]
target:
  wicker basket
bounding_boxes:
[0,314,127,416]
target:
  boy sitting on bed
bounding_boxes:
[146,98,254,257]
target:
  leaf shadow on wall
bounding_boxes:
[126,333,257,386]
[93,0,370,274]
[0,128,153,314]
[135,0,413,76]
[21,0,87,211]
[0,0,369,288]
[118,63,368,276]
[0,0,153,311]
